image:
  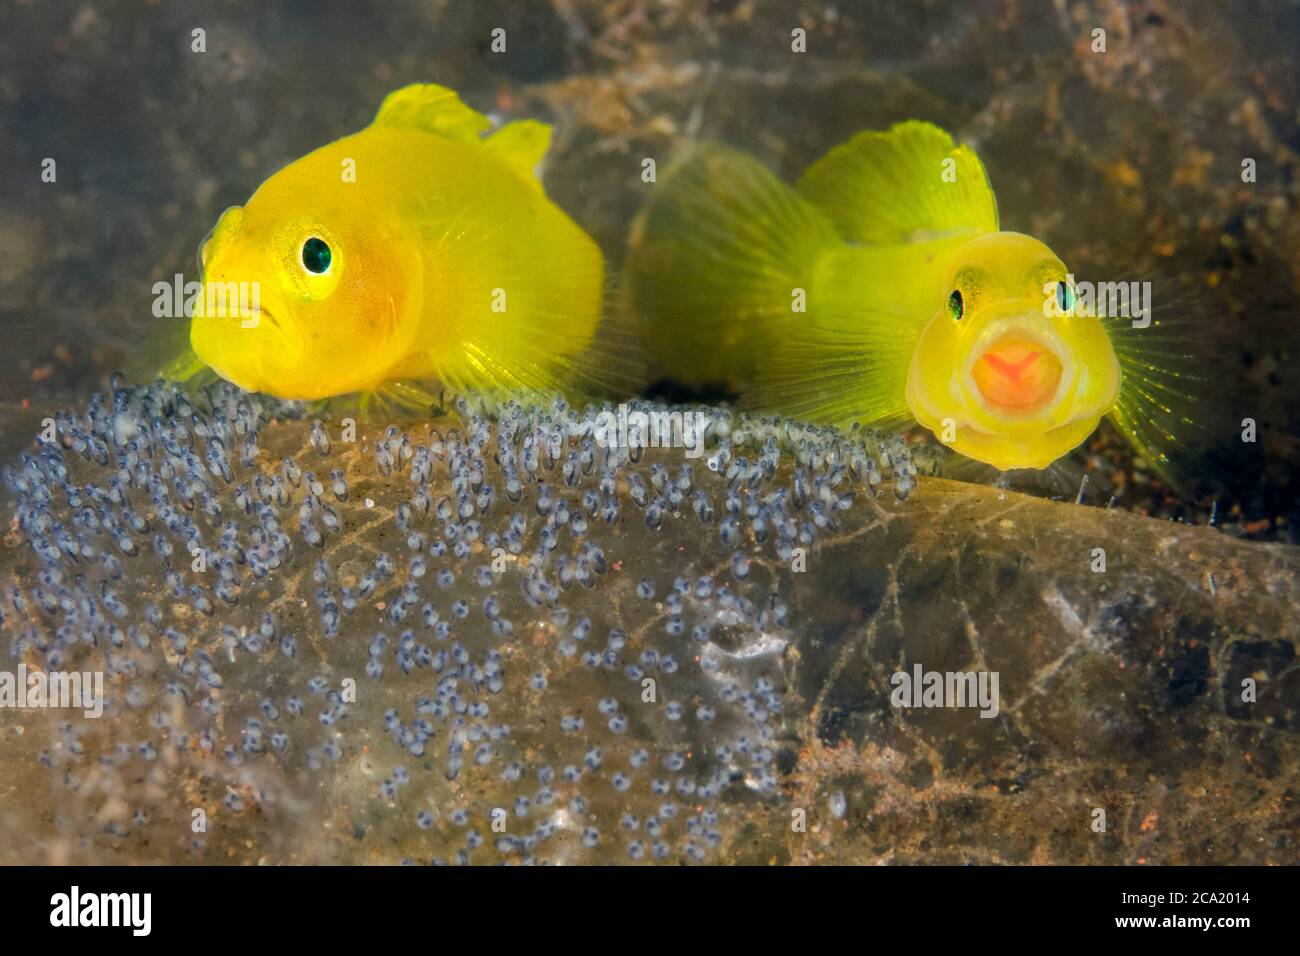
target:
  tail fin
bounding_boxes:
[624,143,841,390]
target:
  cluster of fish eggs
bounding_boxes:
[1,380,915,863]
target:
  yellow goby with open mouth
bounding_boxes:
[180,83,615,405]
[626,121,1192,476]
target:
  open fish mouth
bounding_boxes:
[972,334,1063,413]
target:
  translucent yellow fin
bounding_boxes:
[123,332,215,389]
[796,120,999,244]
[371,83,491,142]
[318,381,448,423]
[374,380,447,417]
[624,143,842,389]
[743,293,919,431]
[158,348,209,383]
[434,273,645,407]
[120,303,204,386]
[485,120,552,190]
[1103,276,1220,489]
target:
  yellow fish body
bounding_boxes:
[187,84,608,403]
[626,121,1190,476]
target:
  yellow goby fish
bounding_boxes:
[626,121,1193,476]
[183,83,610,404]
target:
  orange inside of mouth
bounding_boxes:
[973,337,1063,413]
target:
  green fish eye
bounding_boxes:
[302,237,332,275]
[947,289,964,321]
[1056,280,1074,314]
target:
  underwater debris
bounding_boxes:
[1,381,1296,865]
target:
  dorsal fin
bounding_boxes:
[371,83,491,142]
[796,120,999,245]
[484,120,553,190]
[372,84,553,189]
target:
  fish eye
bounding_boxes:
[301,237,332,275]
[947,289,964,322]
[1055,280,1075,314]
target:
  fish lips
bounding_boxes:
[193,300,305,393]
[962,318,1074,419]
[239,308,305,376]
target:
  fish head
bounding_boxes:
[190,144,424,400]
[905,231,1120,470]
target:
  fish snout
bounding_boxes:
[198,206,246,277]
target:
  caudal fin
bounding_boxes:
[624,143,841,390]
